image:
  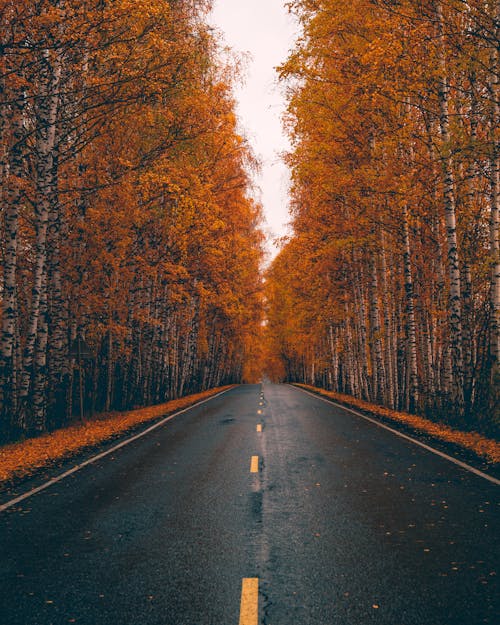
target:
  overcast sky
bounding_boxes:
[209,1,298,260]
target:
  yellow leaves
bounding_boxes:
[0,0,266,443]
[108,0,171,35]
[116,157,134,169]
[32,6,66,28]
[116,0,170,19]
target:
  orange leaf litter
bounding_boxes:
[0,386,234,485]
[296,384,500,465]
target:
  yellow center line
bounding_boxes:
[250,455,259,473]
[239,578,258,625]
[256,424,262,433]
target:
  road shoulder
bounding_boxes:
[292,383,500,481]
[0,386,235,493]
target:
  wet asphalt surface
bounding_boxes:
[0,383,498,625]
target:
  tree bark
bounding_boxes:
[0,94,25,432]
[436,1,464,411]
[487,8,500,376]
[403,205,419,412]
[368,253,385,403]
[18,49,61,428]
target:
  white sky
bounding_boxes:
[209,0,298,261]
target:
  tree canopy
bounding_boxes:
[0,0,264,440]
[266,0,499,432]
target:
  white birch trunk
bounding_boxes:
[369,254,385,402]
[105,322,113,412]
[380,233,395,408]
[487,10,500,372]
[436,1,464,410]
[18,50,61,426]
[33,270,48,431]
[403,206,419,411]
[352,250,370,399]
[0,96,25,426]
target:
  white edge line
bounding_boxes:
[0,387,235,513]
[292,385,500,486]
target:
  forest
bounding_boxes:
[0,0,498,445]
[0,0,263,442]
[267,0,499,433]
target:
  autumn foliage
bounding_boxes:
[0,0,264,441]
[267,0,499,433]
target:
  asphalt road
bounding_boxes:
[0,384,498,624]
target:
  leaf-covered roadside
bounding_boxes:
[0,386,233,486]
[296,385,500,466]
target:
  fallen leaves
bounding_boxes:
[0,386,234,486]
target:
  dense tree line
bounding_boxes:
[267,0,499,432]
[0,0,263,441]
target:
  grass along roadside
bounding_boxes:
[0,386,234,486]
[295,384,500,465]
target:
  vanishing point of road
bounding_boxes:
[1,384,498,624]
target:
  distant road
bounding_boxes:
[1,384,498,624]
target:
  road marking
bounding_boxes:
[293,386,500,486]
[239,578,258,625]
[256,424,262,433]
[250,456,259,473]
[0,387,235,513]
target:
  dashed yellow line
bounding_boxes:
[239,578,258,625]
[250,456,259,473]
[256,424,262,433]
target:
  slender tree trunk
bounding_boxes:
[368,253,385,402]
[18,50,61,428]
[423,310,435,399]
[105,322,113,412]
[344,301,359,396]
[33,270,49,431]
[380,233,395,408]
[352,250,370,399]
[0,96,25,432]
[403,205,419,411]
[436,1,464,411]
[328,325,339,392]
[47,150,67,425]
[487,11,500,377]
[461,261,474,413]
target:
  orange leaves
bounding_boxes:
[268,0,498,429]
[0,0,264,438]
